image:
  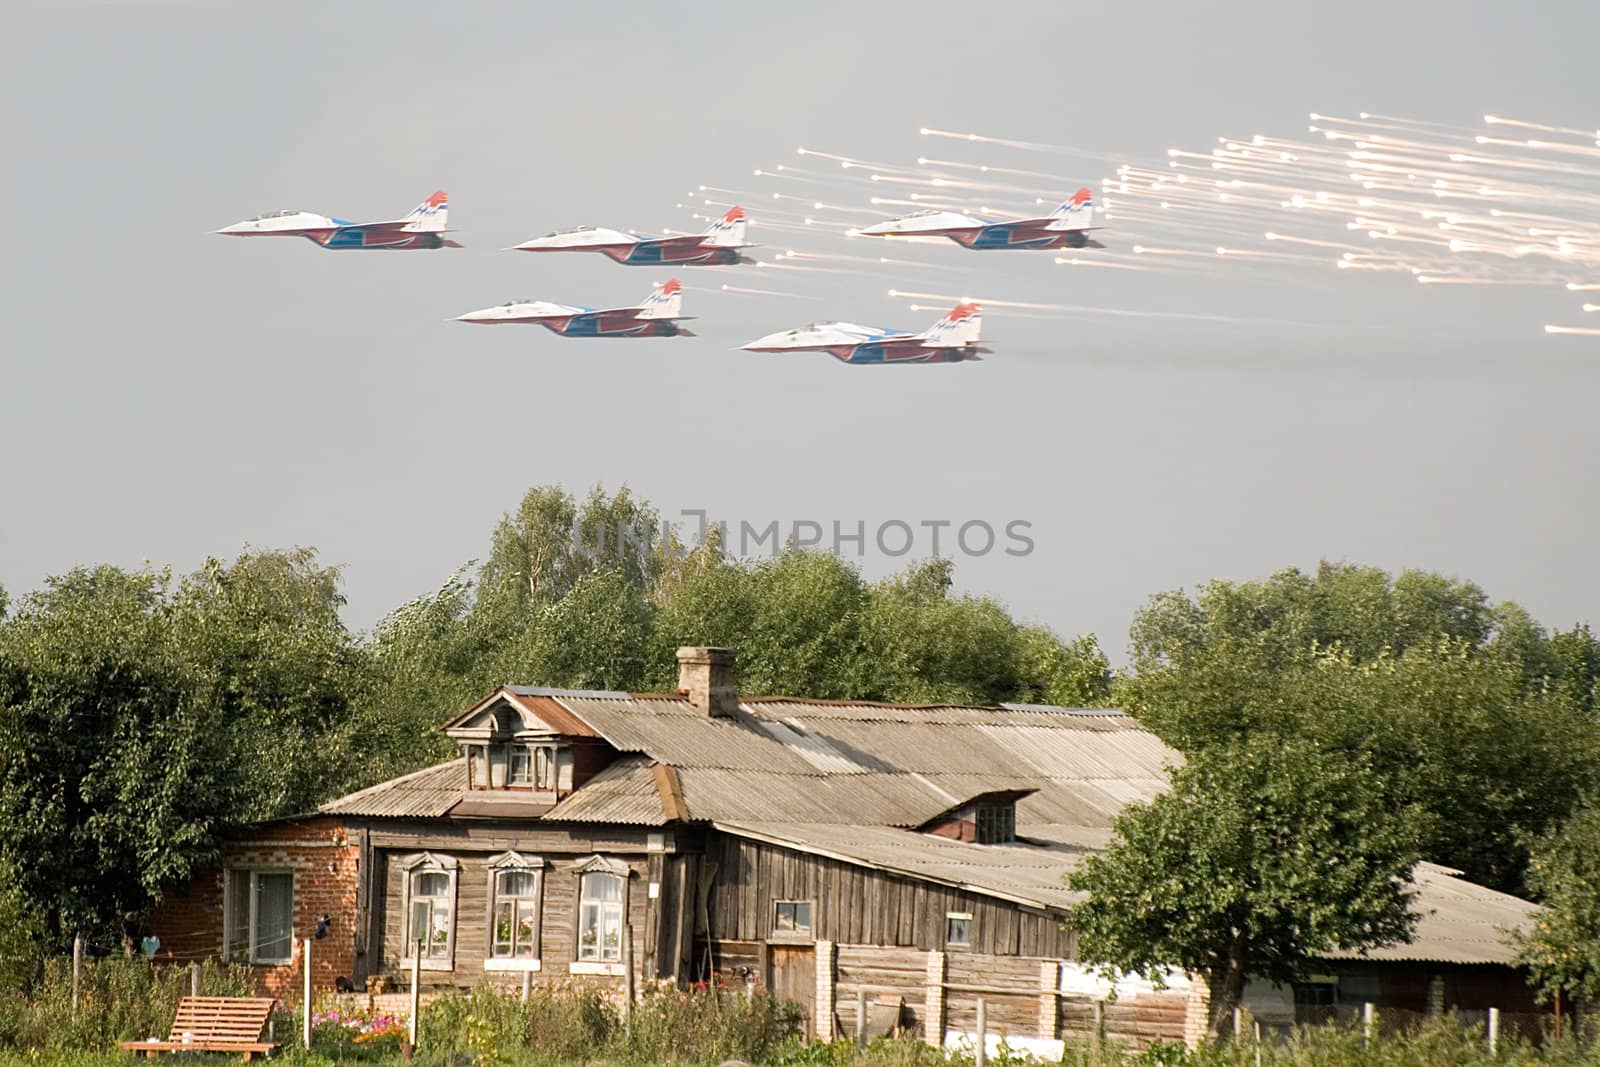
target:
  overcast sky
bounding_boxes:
[5,0,1599,659]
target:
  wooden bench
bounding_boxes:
[119,996,278,1060]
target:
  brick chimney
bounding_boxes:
[676,646,739,718]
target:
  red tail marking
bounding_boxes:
[723,205,745,222]
[946,302,981,320]
[1070,188,1092,204]
[425,190,448,207]
[661,278,682,295]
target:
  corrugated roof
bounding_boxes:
[321,759,465,818]
[716,821,1085,911]
[717,826,1533,965]
[542,758,669,825]
[1323,862,1538,965]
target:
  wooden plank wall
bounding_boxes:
[834,945,928,1039]
[705,834,1072,958]
[944,952,1041,1036]
[1060,993,1188,1046]
[376,847,653,988]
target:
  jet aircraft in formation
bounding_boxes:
[741,303,988,365]
[510,206,755,265]
[215,191,456,249]
[454,279,694,338]
[856,188,1101,250]
[217,185,1104,361]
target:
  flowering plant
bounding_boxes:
[309,1005,405,1055]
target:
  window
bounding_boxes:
[224,870,294,965]
[974,803,1015,844]
[400,853,458,968]
[945,912,972,948]
[508,747,532,787]
[487,853,544,967]
[577,872,624,962]
[535,746,556,791]
[773,900,813,937]
[410,871,453,959]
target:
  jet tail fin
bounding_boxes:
[636,278,684,319]
[920,302,983,347]
[701,205,747,247]
[1048,188,1095,230]
[401,190,449,232]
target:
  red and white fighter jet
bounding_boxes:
[214,191,457,249]
[455,279,694,338]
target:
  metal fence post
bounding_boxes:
[302,937,313,1049]
[975,997,988,1067]
[622,924,635,1040]
[1362,1002,1375,1045]
[71,934,83,1020]
[408,940,422,1050]
[1488,1007,1500,1053]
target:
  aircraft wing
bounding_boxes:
[742,322,914,351]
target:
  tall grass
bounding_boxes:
[0,955,255,1051]
[419,979,803,1064]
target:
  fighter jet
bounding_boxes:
[454,279,694,337]
[509,206,753,265]
[214,191,458,249]
[741,303,988,365]
[855,189,1102,250]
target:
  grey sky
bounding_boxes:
[4,0,1599,658]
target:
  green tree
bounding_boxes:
[1517,801,1600,1005]
[647,543,757,689]
[510,568,656,691]
[171,548,365,817]
[0,566,222,945]
[350,567,483,785]
[1016,627,1112,707]
[1128,562,1496,673]
[472,485,660,644]
[737,552,868,698]
[1066,737,1423,1042]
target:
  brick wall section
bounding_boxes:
[147,816,360,1000]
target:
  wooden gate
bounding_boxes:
[768,945,817,1037]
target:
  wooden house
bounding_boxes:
[148,647,1542,1049]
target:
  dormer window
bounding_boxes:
[918,790,1029,844]
[468,743,560,792]
[975,803,1015,844]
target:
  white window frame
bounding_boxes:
[484,852,545,972]
[569,855,630,976]
[222,868,295,965]
[399,852,459,972]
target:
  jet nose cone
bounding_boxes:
[855,221,895,236]
[214,220,254,236]
[454,308,498,323]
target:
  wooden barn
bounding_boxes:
[148,646,1542,1050]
